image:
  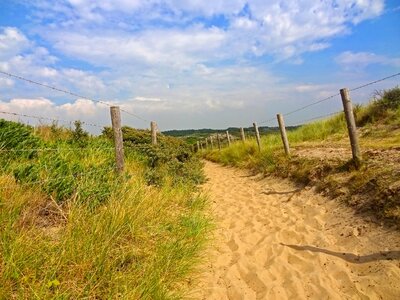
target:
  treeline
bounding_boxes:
[163,125,299,144]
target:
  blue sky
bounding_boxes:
[0,0,399,131]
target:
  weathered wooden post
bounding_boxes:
[205,138,209,149]
[210,136,214,149]
[110,106,124,174]
[240,127,246,142]
[150,121,157,145]
[253,122,261,151]
[217,133,221,150]
[277,114,290,155]
[226,130,231,146]
[196,141,200,152]
[340,88,361,167]
[200,141,203,151]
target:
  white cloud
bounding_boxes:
[29,0,384,65]
[1,2,394,130]
[47,26,226,69]
[0,27,30,60]
[0,97,111,131]
[0,77,14,88]
[134,97,163,102]
[336,51,400,69]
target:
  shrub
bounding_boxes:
[103,127,205,187]
[356,87,400,126]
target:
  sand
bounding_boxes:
[191,161,400,300]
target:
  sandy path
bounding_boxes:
[191,161,400,300]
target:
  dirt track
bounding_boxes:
[192,161,400,300]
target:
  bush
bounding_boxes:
[103,127,205,187]
[356,87,400,126]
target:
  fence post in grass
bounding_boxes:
[210,136,214,149]
[240,127,246,142]
[217,133,222,150]
[226,130,231,146]
[196,141,200,152]
[253,122,261,151]
[277,113,290,155]
[150,121,157,145]
[110,106,124,174]
[340,88,361,168]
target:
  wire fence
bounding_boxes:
[0,70,150,125]
[1,70,400,171]
[1,70,399,132]
[289,111,344,127]
[258,72,400,126]
[0,110,105,128]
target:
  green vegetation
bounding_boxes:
[203,87,400,223]
[0,120,210,299]
[162,126,295,145]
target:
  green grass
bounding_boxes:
[204,112,347,172]
[204,87,400,169]
[0,120,210,299]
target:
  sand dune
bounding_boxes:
[191,161,400,299]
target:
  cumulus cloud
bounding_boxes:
[47,26,226,68]
[28,0,384,65]
[0,1,393,130]
[0,27,30,60]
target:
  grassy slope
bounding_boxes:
[0,121,210,299]
[203,87,400,224]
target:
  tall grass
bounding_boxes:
[204,112,347,172]
[205,87,400,170]
[0,120,210,299]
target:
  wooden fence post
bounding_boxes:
[240,127,246,142]
[253,122,261,151]
[110,106,124,174]
[200,141,203,151]
[196,141,200,152]
[340,88,361,167]
[277,113,290,155]
[210,136,214,149]
[226,130,231,146]
[150,121,157,145]
[217,133,222,150]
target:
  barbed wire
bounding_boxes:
[0,70,150,123]
[258,117,276,126]
[0,110,105,128]
[289,111,343,127]
[258,72,400,125]
[349,72,400,92]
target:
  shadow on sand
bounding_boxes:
[281,243,400,264]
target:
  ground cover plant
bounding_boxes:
[0,120,210,299]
